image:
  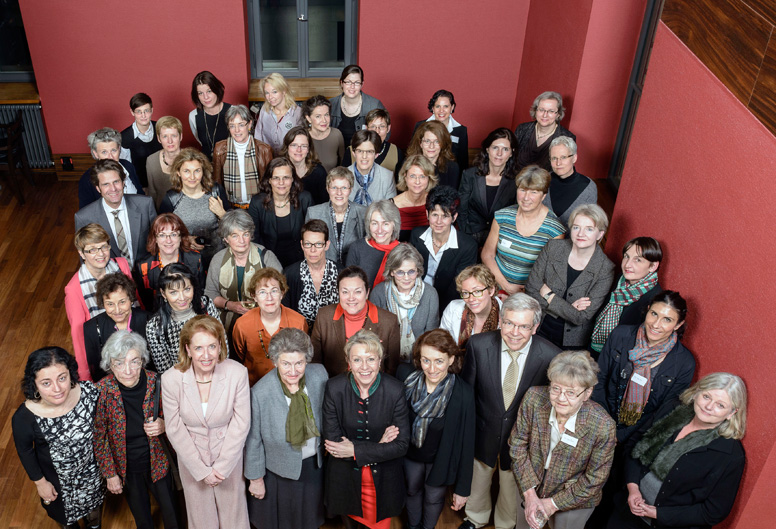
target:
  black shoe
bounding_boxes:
[458,521,477,529]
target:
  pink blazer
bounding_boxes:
[64,257,132,381]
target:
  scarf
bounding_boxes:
[353,164,376,205]
[632,404,720,480]
[618,325,678,426]
[369,239,400,288]
[590,272,659,352]
[349,371,381,397]
[343,302,370,338]
[223,137,260,203]
[80,259,120,317]
[403,369,455,448]
[385,279,424,361]
[278,370,320,449]
[458,296,500,348]
[298,259,340,328]
[328,202,352,264]
[218,244,264,330]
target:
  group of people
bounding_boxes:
[12,66,748,529]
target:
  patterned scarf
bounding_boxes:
[328,202,351,264]
[403,369,455,448]
[385,279,424,361]
[458,296,501,348]
[223,137,260,203]
[298,259,340,328]
[618,325,678,426]
[79,259,120,317]
[218,244,265,330]
[590,272,659,352]
[278,370,320,449]
[369,239,400,288]
[353,164,376,205]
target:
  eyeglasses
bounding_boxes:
[550,155,574,163]
[407,174,428,182]
[421,138,440,146]
[460,287,488,299]
[271,176,293,183]
[393,269,417,278]
[355,149,375,156]
[133,108,151,116]
[228,122,248,131]
[536,108,559,115]
[549,385,587,400]
[328,185,351,193]
[302,241,326,249]
[289,143,309,151]
[83,245,111,255]
[342,80,363,87]
[156,232,181,240]
[256,288,281,299]
[111,359,143,371]
[369,123,388,131]
[501,320,534,333]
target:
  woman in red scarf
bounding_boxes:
[345,200,401,288]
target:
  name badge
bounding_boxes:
[500,239,512,249]
[631,373,648,387]
[451,136,460,144]
[561,433,578,447]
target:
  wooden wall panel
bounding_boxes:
[743,0,776,26]
[749,37,776,132]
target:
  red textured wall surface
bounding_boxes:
[607,22,776,529]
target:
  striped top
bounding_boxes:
[494,205,566,285]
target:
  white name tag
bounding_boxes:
[500,239,512,249]
[451,136,460,144]
[631,373,648,387]
[561,433,578,447]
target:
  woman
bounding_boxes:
[12,347,104,528]
[440,264,502,349]
[305,166,367,267]
[146,263,220,374]
[330,64,385,147]
[66,223,135,381]
[544,136,598,227]
[345,199,401,288]
[248,157,313,268]
[322,329,410,529]
[280,125,328,205]
[134,212,203,311]
[348,129,397,206]
[592,290,696,444]
[254,73,303,154]
[607,373,746,529]
[159,147,230,271]
[94,331,180,529]
[245,328,329,529]
[509,350,616,529]
[514,91,576,172]
[205,209,283,335]
[392,155,437,242]
[407,121,460,190]
[590,237,663,355]
[162,315,251,528]
[482,165,566,296]
[121,92,161,188]
[397,329,475,529]
[84,273,150,381]
[342,109,405,174]
[189,70,232,159]
[147,115,183,209]
[232,268,309,386]
[526,204,615,348]
[370,244,440,362]
[415,89,469,171]
[311,266,401,376]
[303,95,344,172]
[410,185,478,311]
[282,219,340,330]
[458,128,520,245]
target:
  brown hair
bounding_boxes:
[176,315,228,371]
[247,267,289,298]
[406,121,455,173]
[170,148,215,193]
[146,213,192,254]
[412,329,464,374]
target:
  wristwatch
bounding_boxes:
[543,290,553,301]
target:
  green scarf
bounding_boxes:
[218,244,264,331]
[278,370,319,449]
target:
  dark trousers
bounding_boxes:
[124,470,180,529]
[404,458,447,529]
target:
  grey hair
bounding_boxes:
[268,328,314,363]
[529,91,565,121]
[218,209,255,239]
[383,243,424,280]
[100,330,150,371]
[501,293,542,326]
[365,200,401,243]
[226,104,252,125]
[344,328,384,363]
[547,350,599,389]
[680,372,747,440]
[326,166,355,188]
[549,135,577,156]
[88,127,122,152]
[568,203,609,232]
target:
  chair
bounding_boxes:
[0,111,34,204]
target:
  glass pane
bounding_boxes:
[260,0,298,70]
[0,0,33,74]
[307,0,346,70]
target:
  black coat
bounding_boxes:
[457,167,517,244]
[83,308,149,381]
[247,191,313,268]
[612,280,663,328]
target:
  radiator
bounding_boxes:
[0,104,54,168]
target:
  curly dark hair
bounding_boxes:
[155,263,209,347]
[260,157,303,211]
[22,347,79,401]
[472,127,519,179]
[425,185,461,217]
[95,272,137,308]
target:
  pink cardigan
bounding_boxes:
[64,257,132,381]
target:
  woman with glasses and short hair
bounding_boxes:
[514,91,576,172]
[347,129,397,206]
[440,265,502,349]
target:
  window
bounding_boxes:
[0,0,34,81]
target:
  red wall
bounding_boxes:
[607,23,776,528]
[19,0,251,153]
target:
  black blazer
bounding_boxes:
[83,308,149,381]
[461,330,561,469]
[436,160,461,190]
[457,167,517,244]
[592,324,696,443]
[247,190,313,268]
[410,226,478,312]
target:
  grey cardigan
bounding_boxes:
[542,174,598,227]
[329,92,385,132]
[369,281,440,339]
[526,238,615,347]
[243,363,328,481]
[305,201,367,267]
[348,163,397,204]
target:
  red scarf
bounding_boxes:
[334,301,380,339]
[369,239,400,288]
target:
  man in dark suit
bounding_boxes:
[459,293,561,529]
[75,159,156,268]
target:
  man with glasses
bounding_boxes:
[120,92,162,188]
[459,293,561,529]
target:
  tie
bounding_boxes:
[503,349,521,409]
[111,209,131,263]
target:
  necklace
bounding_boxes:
[258,329,269,358]
[535,123,557,141]
[274,197,290,208]
[342,96,362,117]
[203,104,223,156]
[196,379,212,384]
[162,150,178,168]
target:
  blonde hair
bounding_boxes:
[344,329,384,364]
[74,223,110,252]
[260,73,296,113]
[680,372,747,439]
[396,154,438,193]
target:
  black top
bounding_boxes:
[338,114,358,148]
[83,309,150,381]
[118,370,151,472]
[194,103,232,159]
[247,190,313,269]
[121,124,162,187]
[274,213,299,268]
[549,170,590,219]
[436,160,461,190]
[301,162,329,205]
[485,184,499,212]
[539,264,583,346]
[514,121,576,172]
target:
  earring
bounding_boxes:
[71,381,76,388]
[33,391,40,399]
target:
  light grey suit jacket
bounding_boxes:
[348,163,396,205]
[74,194,157,264]
[369,281,440,340]
[305,201,367,266]
[243,363,328,481]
